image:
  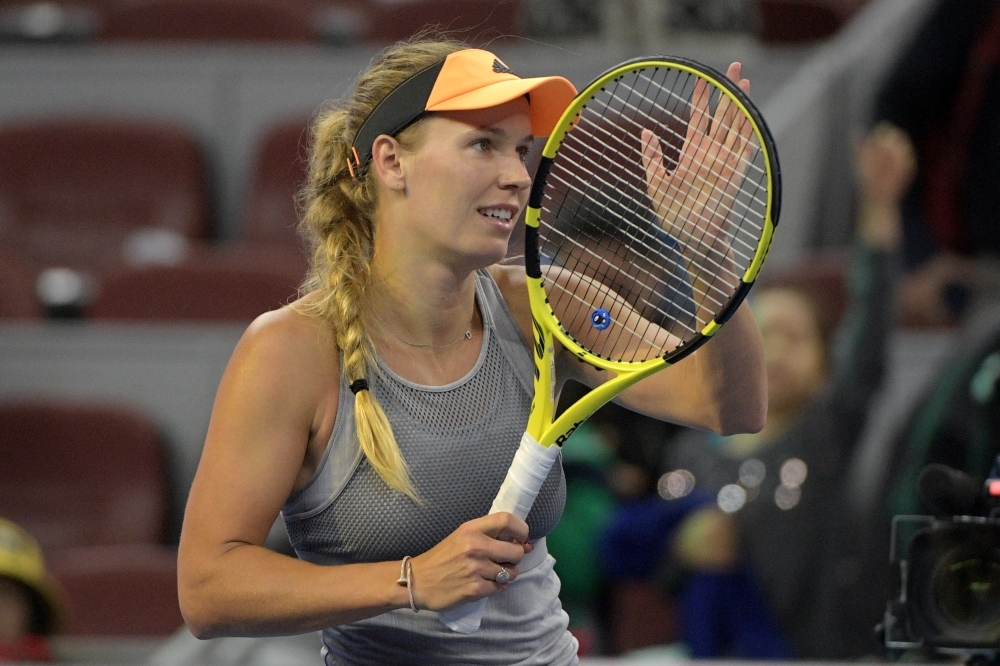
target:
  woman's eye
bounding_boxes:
[473,139,491,151]
[517,147,530,162]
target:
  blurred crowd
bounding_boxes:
[2,0,1000,662]
[546,0,1000,658]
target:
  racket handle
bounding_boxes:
[438,432,560,634]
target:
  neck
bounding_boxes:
[368,248,480,350]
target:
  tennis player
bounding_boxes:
[177,37,767,665]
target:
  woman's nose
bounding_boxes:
[500,157,532,191]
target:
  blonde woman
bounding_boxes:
[177,38,767,665]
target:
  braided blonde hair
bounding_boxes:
[297,37,467,500]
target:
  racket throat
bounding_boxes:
[540,365,663,448]
[527,314,556,438]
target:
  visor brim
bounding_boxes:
[426,76,577,137]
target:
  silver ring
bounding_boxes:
[494,567,510,584]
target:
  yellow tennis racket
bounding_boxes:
[440,55,781,633]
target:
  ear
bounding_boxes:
[370,135,406,192]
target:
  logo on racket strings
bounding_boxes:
[590,308,611,330]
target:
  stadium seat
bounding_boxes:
[243,118,310,250]
[0,118,211,274]
[759,0,870,43]
[98,0,318,42]
[0,400,170,550]
[363,0,524,43]
[0,248,42,319]
[0,400,182,636]
[49,544,183,636]
[85,252,304,321]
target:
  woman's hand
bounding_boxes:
[639,62,755,254]
[409,512,533,611]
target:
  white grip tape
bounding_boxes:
[438,433,560,634]
[490,432,561,519]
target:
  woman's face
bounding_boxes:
[383,97,533,268]
[753,288,827,416]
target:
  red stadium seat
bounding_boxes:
[98,0,318,42]
[0,118,211,274]
[0,400,182,636]
[49,544,183,636]
[0,248,42,319]
[759,0,870,43]
[0,400,170,550]
[85,252,304,321]
[243,118,310,249]
[364,0,524,43]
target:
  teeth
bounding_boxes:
[480,208,512,221]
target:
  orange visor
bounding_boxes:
[348,48,577,178]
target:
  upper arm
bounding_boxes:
[180,308,338,561]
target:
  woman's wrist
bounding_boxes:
[387,559,414,611]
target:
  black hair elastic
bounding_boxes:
[349,378,369,395]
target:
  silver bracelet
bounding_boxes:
[396,556,418,613]
[397,556,411,585]
[405,560,417,613]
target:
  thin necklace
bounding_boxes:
[369,305,475,349]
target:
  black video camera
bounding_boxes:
[883,457,1000,659]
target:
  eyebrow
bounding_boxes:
[477,126,534,144]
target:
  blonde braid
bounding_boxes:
[296,37,466,500]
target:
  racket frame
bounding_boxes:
[523,55,781,449]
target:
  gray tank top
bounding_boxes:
[282,270,577,665]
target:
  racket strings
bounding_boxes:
[591,76,769,216]
[544,166,753,284]
[565,109,765,255]
[538,66,769,363]
[549,112,764,263]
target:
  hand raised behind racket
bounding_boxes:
[639,62,754,251]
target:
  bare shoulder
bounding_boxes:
[487,263,532,342]
[221,296,340,425]
[487,263,529,310]
[239,298,338,379]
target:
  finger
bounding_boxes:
[489,537,529,565]
[690,77,711,138]
[716,94,740,151]
[640,129,668,193]
[488,563,519,586]
[479,511,529,544]
[724,110,751,159]
[726,61,742,82]
[641,130,679,213]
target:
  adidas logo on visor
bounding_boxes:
[492,58,514,75]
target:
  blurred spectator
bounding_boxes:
[600,489,790,658]
[0,518,63,662]
[872,0,1000,327]
[606,122,912,659]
